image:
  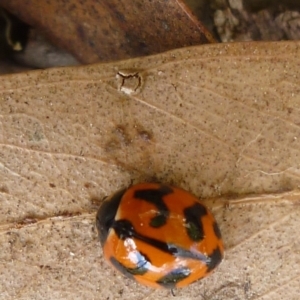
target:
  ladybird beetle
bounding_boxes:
[96,183,224,289]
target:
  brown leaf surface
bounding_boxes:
[1,41,300,299]
[1,0,213,64]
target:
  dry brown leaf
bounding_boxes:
[1,0,214,64]
[0,41,300,299]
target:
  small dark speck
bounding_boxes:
[60,211,80,218]
[84,182,91,188]
[89,40,95,47]
[115,11,126,22]
[138,130,152,142]
[49,183,56,188]
[40,265,52,270]
[0,185,9,193]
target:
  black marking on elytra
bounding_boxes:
[156,267,191,288]
[96,188,126,246]
[133,185,173,227]
[113,219,172,255]
[110,255,149,277]
[167,243,209,263]
[206,247,223,273]
[127,251,151,275]
[183,203,207,241]
[213,221,222,239]
[112,220,209,262]
[112,219,135,240]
